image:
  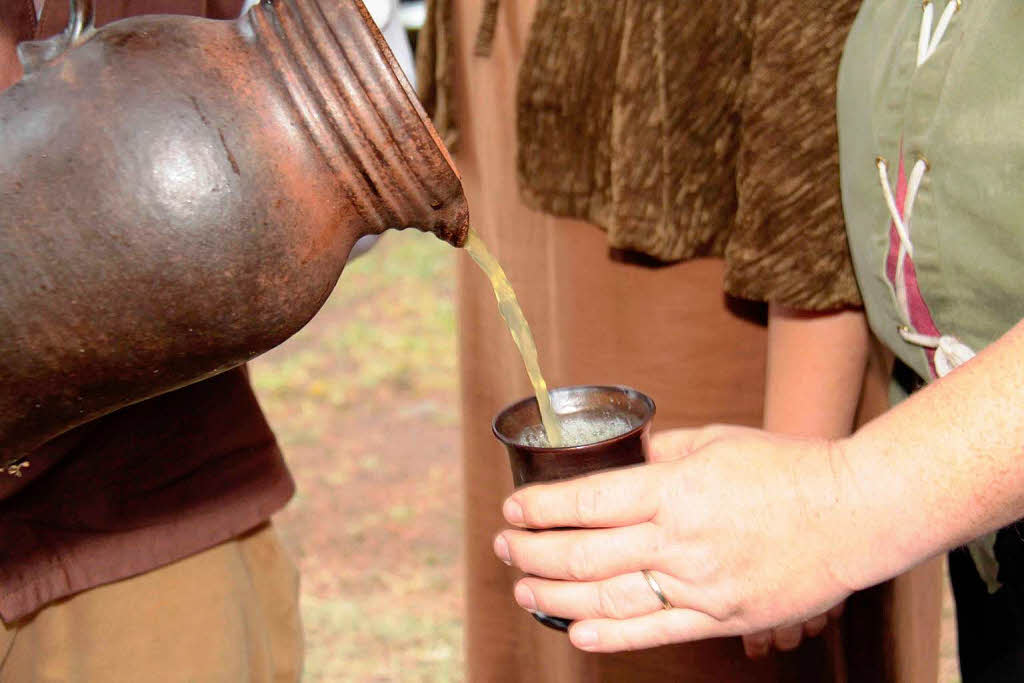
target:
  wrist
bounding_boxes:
[785,436,863,597]
[806,438,868,594]
[823,433,941,593]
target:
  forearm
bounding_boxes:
[837,318,1024,590]
[765,305,870,437]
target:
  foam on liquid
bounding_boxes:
[518,412,634,449]
[464,229,564,447]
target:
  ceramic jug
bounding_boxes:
[0,0,469,460]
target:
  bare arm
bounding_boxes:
[764,304,870,437]
[743,305,870,656]
[836,317,1024,591]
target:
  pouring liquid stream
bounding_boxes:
[464,229,564,447]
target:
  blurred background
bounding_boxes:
[251,230,464,682]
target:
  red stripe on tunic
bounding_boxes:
[885,148,940,376]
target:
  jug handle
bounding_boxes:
[16,0,95,74]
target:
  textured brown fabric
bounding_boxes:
[472,0,500,56]
[516,1,751,263]
[726,0,863,309]
[0,0,294,622]
[513,0,861,311]
[416,0,458,150]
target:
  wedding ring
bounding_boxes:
[641,570,672,610]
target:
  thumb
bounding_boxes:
[648,424,735,463]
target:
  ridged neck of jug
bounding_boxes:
[242,0,468,247]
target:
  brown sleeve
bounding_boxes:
[415,0,458,151]
[515,0,625,225]
[724,0,863,311]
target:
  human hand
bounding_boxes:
[493,425,866,653]
[653,431,846,658]
[656,432,848,659]
[740,602,845,658]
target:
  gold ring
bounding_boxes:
[641,570,672,610]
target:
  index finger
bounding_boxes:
[505,462,663,529]
[649,425,733,463]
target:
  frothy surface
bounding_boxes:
[518,413,635,448]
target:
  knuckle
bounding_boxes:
[720,602,742,621]
[596,582,630,620]
[710,591,742,621]
[645,528,671,560]
[574,486,600,526]
[566,542,595,581]
[656,477,686,521]
[683,545,719,583]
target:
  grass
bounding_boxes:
[300,593,462,682]
[250,230,464,682]
[253,230,458,444]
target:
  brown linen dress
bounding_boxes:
[442,0,944,681]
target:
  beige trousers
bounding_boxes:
[0,523,302,682]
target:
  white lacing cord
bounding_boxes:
[918,0,962,66]
[876,157,915,257]
[880,0,974,377]
[876,156,928,315]
[917,0,934,64]
[899,327,976,376]
[899,159,928,310]
[882,157,977,375]
[903,157,928,230]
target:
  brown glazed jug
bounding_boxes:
[0,0,469,461]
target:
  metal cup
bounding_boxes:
[492,385,656,631]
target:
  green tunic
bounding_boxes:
[839,0,1024,380]
[838,0,1024,615]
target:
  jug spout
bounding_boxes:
[243,0,469,247]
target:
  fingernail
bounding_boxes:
[514,582,537,611]
[503,499,524,525]
[572,625,598,650]
[493,534,512,565]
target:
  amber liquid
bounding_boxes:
[464,229,564,447]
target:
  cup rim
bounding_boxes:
[491,384,656,453]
